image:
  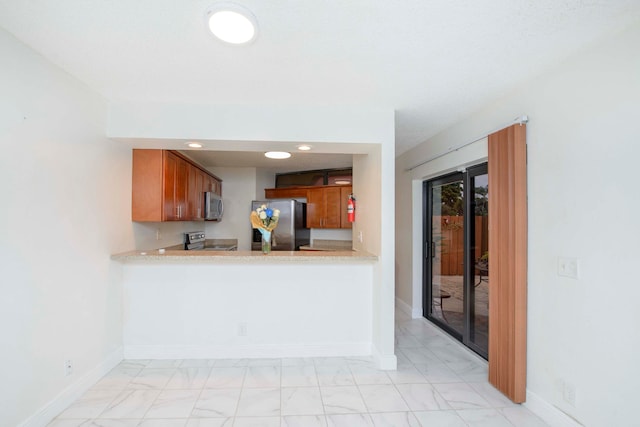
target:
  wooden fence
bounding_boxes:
[434,215,488,275]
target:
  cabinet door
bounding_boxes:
[340,186,353,229]
[202,175,211,193]
[132,149,164,222]
[306,186,344,229]
[176,157,189,220]
[212,177,222,196]
[323,187,342,228]
[187,165,198,220]
[187,166,207,220]
[196,169,206,219]
[163,152,189,221]
[306,187,324,228]
[163,151,178,221]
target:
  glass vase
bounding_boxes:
[261,232,271,254]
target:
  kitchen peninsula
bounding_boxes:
[113,248,375,262]
[112,248,378,362]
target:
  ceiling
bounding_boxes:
[179,150,353,174]
[1,1,639,156]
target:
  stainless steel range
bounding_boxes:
[184,231,237,251]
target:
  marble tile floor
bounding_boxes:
[47,313,548,427]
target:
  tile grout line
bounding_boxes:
[184,362,213,425]
[231,361,249,422]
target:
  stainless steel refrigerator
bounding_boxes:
[251,200,310,251]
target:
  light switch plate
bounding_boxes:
[558,257,579,279]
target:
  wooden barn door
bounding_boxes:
[488,124,528,403]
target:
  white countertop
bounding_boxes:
[111,249,377,264]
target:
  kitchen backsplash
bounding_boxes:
[310,228,352,242]
[132,221,203,251]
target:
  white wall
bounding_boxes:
[255,168,275,200]
[122,262,373,358]
[354,146,397,369]
[0,29,134,426]
[353,150,382,256]
[310,228,353,242]
[395,21,640,427]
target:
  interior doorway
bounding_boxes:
[423,163,489,358]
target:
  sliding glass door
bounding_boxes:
[424,164,489,358]
[424,173,465,338]
[466,166,489,356]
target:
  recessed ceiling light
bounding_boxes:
[265,151,291,159]
[186,142,203,148]
[297,145,312,151]
[206,2,258,45]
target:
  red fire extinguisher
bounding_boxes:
[347,193,356,223]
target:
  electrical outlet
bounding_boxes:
[358,231,363,243]
[558,257,579,279]
[563,381,576,407]
[156,229,162,240]
[64,359,73,376]
[238,322,248,336]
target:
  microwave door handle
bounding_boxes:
[219,199,224,218]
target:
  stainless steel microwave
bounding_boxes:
[204,192,224,221]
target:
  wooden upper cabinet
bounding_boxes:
[264,185,352,229]
[162,151,178,221]
[305,185,351,229]
[211,175,222,196]
[202,172,221,196]
[161,151,188,220]
[265,187,309,199]
[132,149,221,222]
[323,187,342,228]
[306,187,323,228]
[188,165,205,220]
[132,149,164,222]
[175,155,189,220]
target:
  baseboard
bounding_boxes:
[372,345,397,370]
[18,346,123,427]
[395,297,422,319]
[123,342,372,360]
[524,390,583,427]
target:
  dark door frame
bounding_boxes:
[423,171,464,341]
[423,163,489,359]
[463,163,488,358]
